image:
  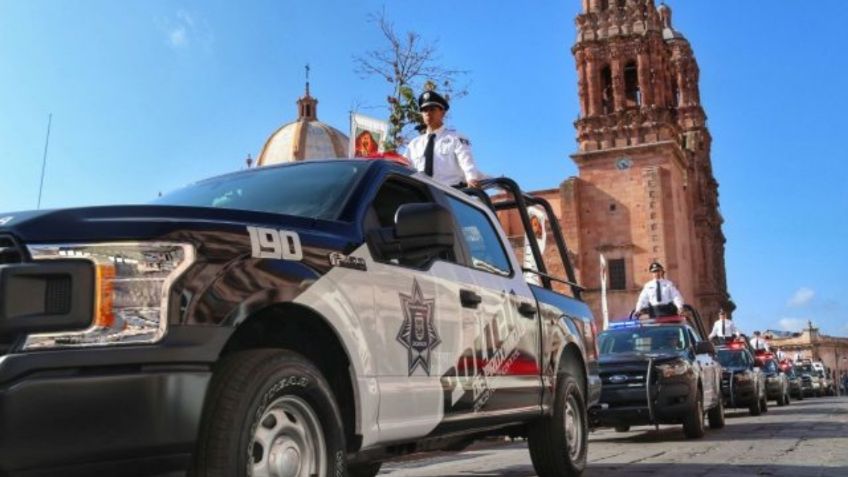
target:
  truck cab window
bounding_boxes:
[447,196,512,276]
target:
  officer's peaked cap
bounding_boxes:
[419,90,449,111]
[649,261,664,272]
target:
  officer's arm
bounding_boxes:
[671,285,685,308]
[708,321,719,338]
[454,135,484,181]
[635,286,649,311]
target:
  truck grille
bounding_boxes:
[1,234,24,355]
[0,234,24,264]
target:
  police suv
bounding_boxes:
[715,339,768,415]
[591,314,724,439]
[0,160,600,477]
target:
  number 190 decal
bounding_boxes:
[247,226,303,261]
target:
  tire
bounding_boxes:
[796,390,804,401]
[760,394,769,413]
[707,396,725,429]
[682,391,706,439]
[748,390,762,416]
[614,424,631,433]
[527,373,588,477]
[349,462,382,477]
[193,349,347,477]
[777,391,786,406]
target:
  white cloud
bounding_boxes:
[778,318,807,332]
[169,26,188,48]
[787,287,815,307]
[162,10,211,51]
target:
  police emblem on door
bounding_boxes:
[397,279,440,376]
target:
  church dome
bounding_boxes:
[257,84,349,166]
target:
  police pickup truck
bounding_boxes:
[0,159,600,477]
[591,312,724,439]
[715,338,768,415]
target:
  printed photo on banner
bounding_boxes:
[350,113,389,158]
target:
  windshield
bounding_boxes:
[598,326,687,355]
[716,349,747,368]
[797,364,813,374]
[154,161,368,220]
[763,360,779,374]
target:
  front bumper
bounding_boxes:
[766,378,784,399]
[0,326,228,476]
[591,377,697,427]
[722,379,757,407]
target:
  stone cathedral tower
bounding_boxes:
[558,0,730,328]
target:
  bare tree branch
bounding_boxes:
[353,8,470,150]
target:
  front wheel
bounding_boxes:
[614,424,631,433]
[193,349,347,477]
[760,394,769,413]
[528,373,588,477]
[748,390,762,416]
[707,396,725,429]
[682,392,705,439]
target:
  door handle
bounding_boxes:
[518,302,537,318]
[460,289,482,309]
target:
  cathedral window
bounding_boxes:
[616,0,626,8]
[601,65,613,114]
[624,61,640,107]
[599,0,609,10]
[609,258,626,290]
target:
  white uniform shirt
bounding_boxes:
[635,278,684,312]
[750,336,770,352]
[406,126,484,186]
[708,318,740,339]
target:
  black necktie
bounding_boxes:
[655,279,662,303]
[424,133,436,177]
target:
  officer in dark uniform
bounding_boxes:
[406,90,484,188]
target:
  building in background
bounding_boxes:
[256,81,349,166]
[502,0,730,332]
[767,322,848,380]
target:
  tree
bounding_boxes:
[354,9,467,152]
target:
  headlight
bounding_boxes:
[657,360,690,378]
[23,242,195,350]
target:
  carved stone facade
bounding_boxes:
[503,1,729,331]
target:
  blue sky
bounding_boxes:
[1,1,846,336]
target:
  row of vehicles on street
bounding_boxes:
[0,158,838,476]
[589,313,835,440]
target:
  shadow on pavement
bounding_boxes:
[379,463,848,476]
[591,419,846,443]
[584,463,848,477]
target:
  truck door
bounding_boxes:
[360,176,471,443]
[438,194,542,419]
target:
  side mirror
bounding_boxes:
[370,203,455,262]
[695,341,716,356]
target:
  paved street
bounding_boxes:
[380,396,848,477]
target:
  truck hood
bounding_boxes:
[599,351,683,368]
[0,205,347,244]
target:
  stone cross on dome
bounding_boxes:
[297,63,318,121]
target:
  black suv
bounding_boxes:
[756,353,791,406]
[715,340,767,415]
[591,317,724,438]
[780,360,804,401]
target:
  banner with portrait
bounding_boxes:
[350,113,389,158]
